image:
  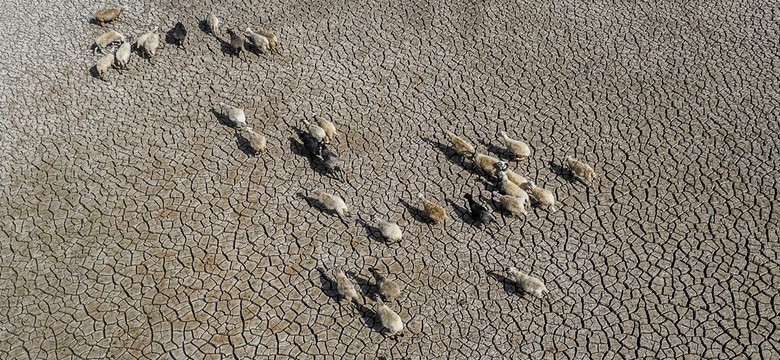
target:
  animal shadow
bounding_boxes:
[315,267,340,303]
[88,18,125,26]
[421,136,457,157]
[296,192,349,228]
[89,66,105,81]
[486,270,527,298]
[354,301,385,334]
[288,137,331,178]
[132,44,154,61]
[549,161,577,183]
[421,136,471,168]
[296,192,337,216]
[399,198,430,224]
[216,36,242,56]
[478,139,511,160]
[446,197,477,228]
[198,19,210,33]
[486,193,509,214]
[233,130,256,156]
[355,216,388,244]
[315,267,359,317]
[211,109,234,128]
[246,42,269,56]
[164,27,183,47]
[345,271,375,297]
[423,137,486,178]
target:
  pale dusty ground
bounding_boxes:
[1,0,779,358]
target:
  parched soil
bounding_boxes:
[0,0,778,358]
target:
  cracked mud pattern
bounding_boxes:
[1,0,779,358]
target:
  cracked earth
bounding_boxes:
[1,0,779,358]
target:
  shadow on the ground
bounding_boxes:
[89,66,104,81]
[288,137,333,179]
[399,198,431,225]
[446,197,478,228]
[315,267,340,304]
[355,301,386,335]
[420,137,477,173]
[549,160,578,184]
[210,109,236,128]
[478,139,511,160]
[233,130,257,156]
[486,270,527,298]
[355,216,389,245]
[346,270,376,297]
[296,192,350,227]
[164,26,185,49]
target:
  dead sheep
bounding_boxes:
[242,127,267,154]
[417,193,448,224]
[525,182,557,212]
[93,30,125,54]
[373,216,403,243]
[313,190,350,218]
[255,28,279,50]
[564,156,597,184]
[244,27,270,54]
[303,119,327,143]
[114,41,131,69]
[497,171,530,204]
[446,131,476,156]
[373,294,404,339]
[94,8,123,25]
[227,28,244,55]
[506,267,549,299]
[95,52,115,80]
[472,153,502,176]
[464,193,495,224]
[315,113,338,143]
[334,268,361,306]
[491,191,527,217]
[369,267,402,303]
[206,13,220,36]
[218,102,247,129]
[500,131,531,160]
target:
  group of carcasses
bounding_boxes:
[88,6,599,340]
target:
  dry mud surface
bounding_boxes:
[1,0,779,358]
